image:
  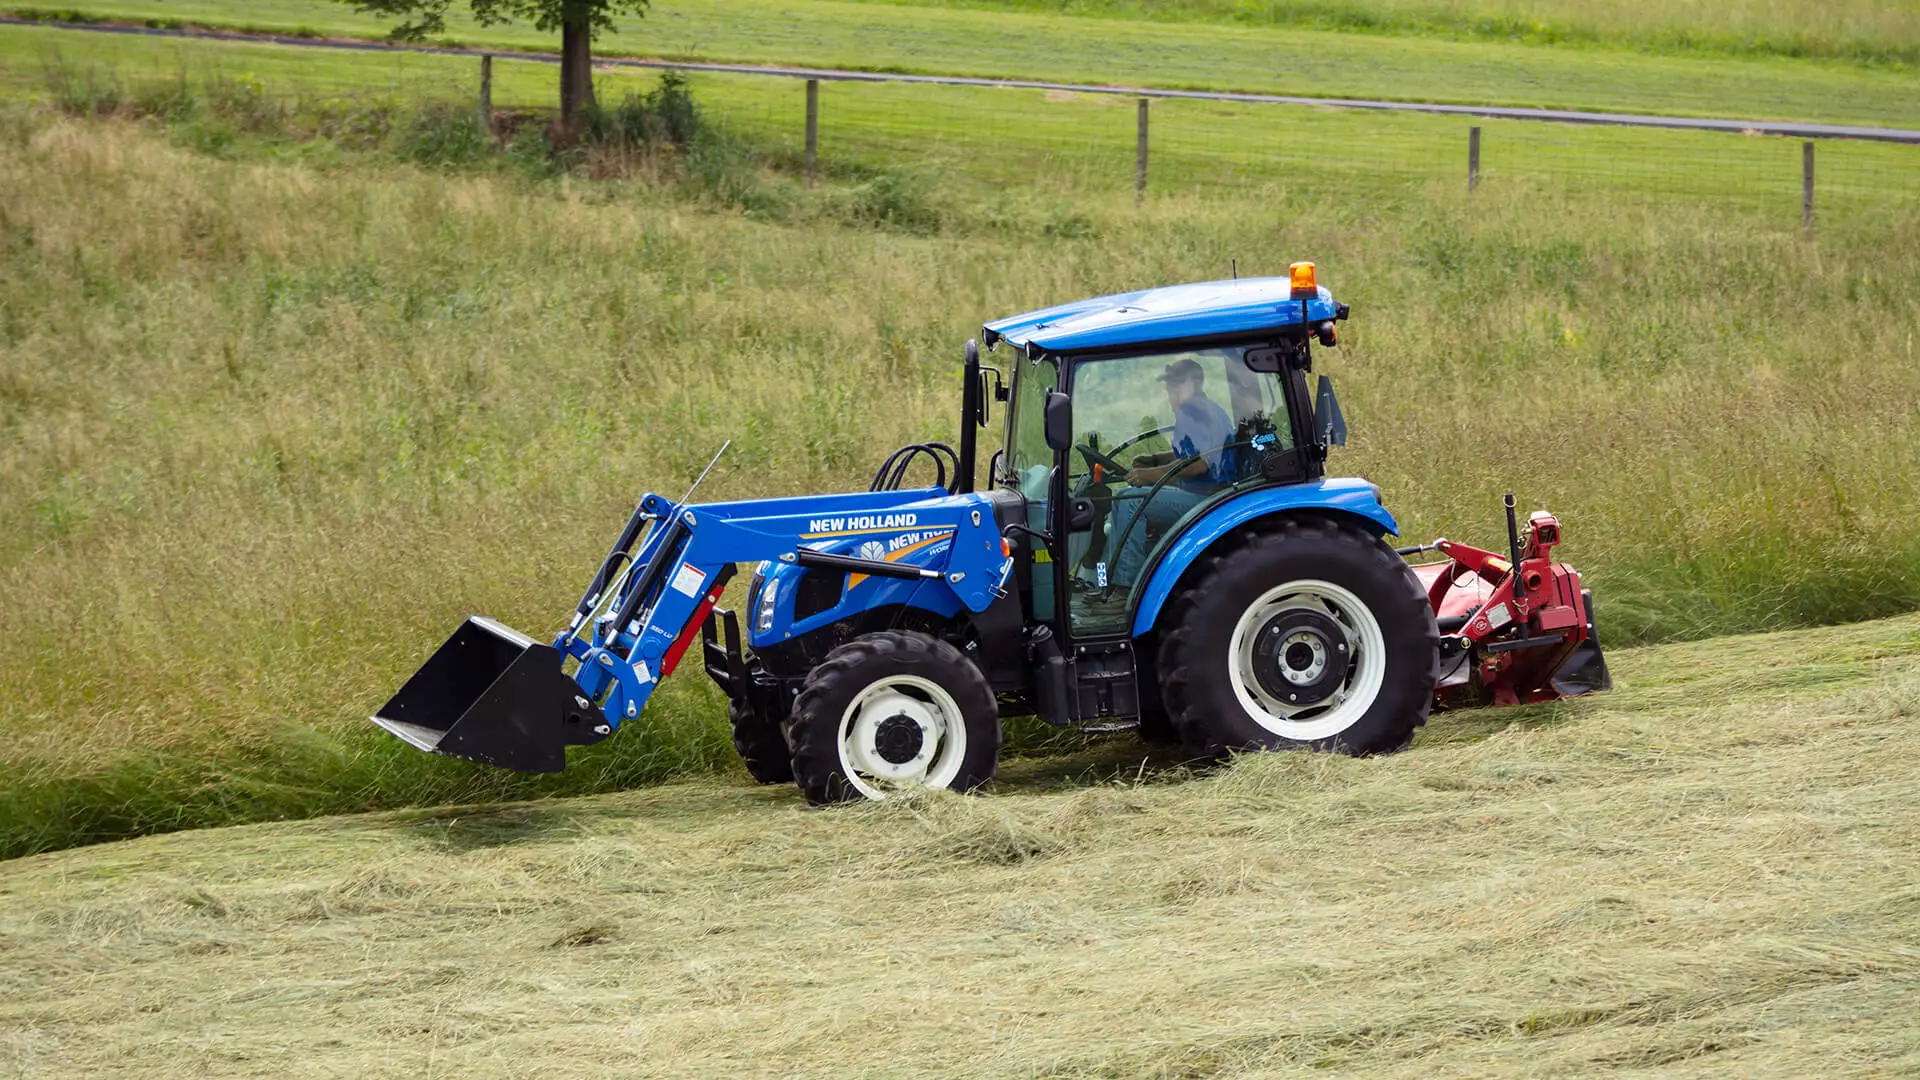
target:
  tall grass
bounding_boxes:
[1,64,1917,858]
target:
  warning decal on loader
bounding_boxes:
[670,563,707,598]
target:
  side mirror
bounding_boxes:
[1243,346,1284,373]
[1243,342,1307,373]
[1315,375,1348,448]
[976,370,995,428]
[1043,390,1073,453]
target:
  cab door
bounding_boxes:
[998,349,1075,618]
[1001,349,1063,626]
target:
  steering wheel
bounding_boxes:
[1075,443,1129,476]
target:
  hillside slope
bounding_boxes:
[3,614,1916,1078]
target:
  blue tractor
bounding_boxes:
[373,265,1608,802]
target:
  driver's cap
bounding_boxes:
[1157,357,1204,384]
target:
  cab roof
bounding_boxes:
[982,276,1342,353]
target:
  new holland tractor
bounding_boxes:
[372,265,1610,803]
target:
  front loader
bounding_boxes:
[374,265,1609,802]
[373,488,1014,775]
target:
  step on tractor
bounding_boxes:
[373,265,1612,802]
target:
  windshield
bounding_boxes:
[1004,350,1059,501]
[1070,345,1291,487]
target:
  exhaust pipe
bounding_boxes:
[371,616,608,773]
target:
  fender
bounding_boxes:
[1129,477,1399,638]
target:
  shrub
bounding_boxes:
[668,133,791,218]
[580,72,701,152]
[397,105,491,168]
[200,71,287,133]
[40,53,124,117]
[840,169,943,234]
[315,98,398,147]
[130,74,197,123]
[12,8,90,23]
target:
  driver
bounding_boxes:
[1106,357,1234,587]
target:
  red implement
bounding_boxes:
[1407,509,1611,711]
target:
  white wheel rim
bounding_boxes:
[1226,578,1387,742]
[837,674,969,800]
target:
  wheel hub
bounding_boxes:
[1251,609,1351,705]
[841,684,955,787]
[873,714,925,765]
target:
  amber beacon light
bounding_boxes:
[1289,261,1318,299]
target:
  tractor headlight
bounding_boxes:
[754,577,778,635]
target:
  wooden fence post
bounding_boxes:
[478,54,492,140]
[1469,126,1481,192]
[804,79,819,188]
[1135,97,1149,206]
[1802,140,1815,229]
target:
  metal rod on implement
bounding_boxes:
[671,441,731,511]
[794,548,942,580]
[1504,493,1524,592]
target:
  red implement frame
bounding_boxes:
[1408,509,1598,709]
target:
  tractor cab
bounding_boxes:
[981,269,1349,645]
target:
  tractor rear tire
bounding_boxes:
[784,631,1001,806]
[730,660,794,785]
[1158,515,1438,759]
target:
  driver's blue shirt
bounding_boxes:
[1171,394,1235,492]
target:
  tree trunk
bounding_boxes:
[559,4,597,127]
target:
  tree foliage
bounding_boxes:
[342,0,651,122]
[347,0,650,42]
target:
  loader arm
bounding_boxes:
[373,487,1013,773]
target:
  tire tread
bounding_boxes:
[1156,514,1439,759]
[784,630,1000,805]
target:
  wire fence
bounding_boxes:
[695,68,1919,224]
[12,19,1917,227]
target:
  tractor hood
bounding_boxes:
[982,276,1342,353]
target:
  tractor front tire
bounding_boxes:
[784,631,1001,806]
[730,660,794,785]
[1158,515,1438,759]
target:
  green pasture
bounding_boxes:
[851,0,1920,65]
[6,25,1915,218]
[0,32,1917,859]
[10,0,1920,126]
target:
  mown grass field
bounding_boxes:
[26,0,1920,64]
[3,615,1917,1077]
[830,0,1920,65]
[11,0,1920,125]
[0,10,1917,862]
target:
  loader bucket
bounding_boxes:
[370,616,603,773]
